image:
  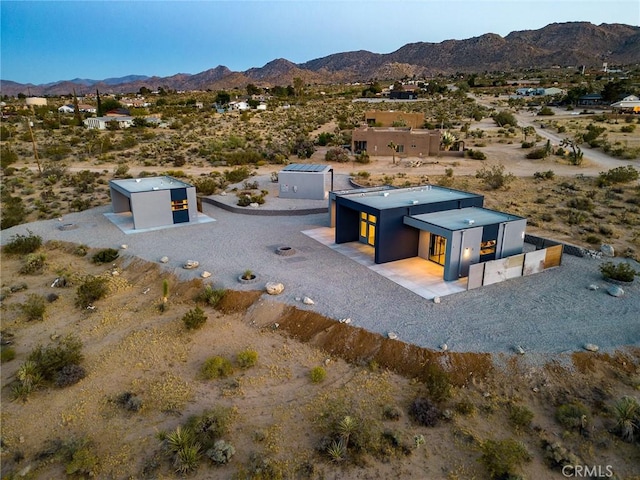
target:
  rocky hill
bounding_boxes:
[2,22,639,96]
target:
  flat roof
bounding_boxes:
[406,207,524,231]
[336,185,480,210]
[109,176,192,193]
[281,164,331,173]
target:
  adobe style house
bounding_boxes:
[278,164,334,200]
[109,176,198,230]
[351,127,441,157]
[364,110,424,128]
[330,185,526,281]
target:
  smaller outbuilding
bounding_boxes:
[109,176,198,230]
[278,164,334,200]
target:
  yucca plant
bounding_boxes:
[165,426,195,454]
[613,396,640,442]
[337,416,358,449]
[174,444,201,474]
[326,438,346,462]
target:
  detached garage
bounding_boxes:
[278,164,333,200]
[109,176,198,230]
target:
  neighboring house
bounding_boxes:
[109,176,198,230]
[58,104,75,113]
[78,104,97,113]
[83,116,134,130]
[256,103,268,111]
[229,101,249,111]
[351,127,443,157]
[388,90,419,100]
[577,94,605,106]
[610,95,640,113]
[105,108,131,116]
[25,97,47,107]
[330,185,527,281]
[278,164,334,200]
[364,110,424,128]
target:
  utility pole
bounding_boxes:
[26,117,42,174]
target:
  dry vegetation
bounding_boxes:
[1,242,639,479]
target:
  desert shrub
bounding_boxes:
[538,106,555,116]
[27,335,83,382]
[354,152,370,164]
[455,400,477,416]
[325,147,350,163]
[475,164,514,190]
[195,286,226,308]
[534,170,555,180]
[492,111,518,127]
[526,148,547,159]
[73,245,88,257]
[54,364,87,388]
[565,210,586,225]
[59,437,100,477]
[585,235,601,245]
[423,364,452,403]
[478,438,531,479]
[224,166,251,184]
[597,165,639,186]
[599,225,614,236]
[556,402,591,430]
[409,397,441,427]
[115,391,143,412]
[541,213,554,222]
[193,177,219,195]
[183,306,207,330]
[206,440,235,464]
[91,248,119,264]
[310,366,327,383]
[521,141,535,149]
[600,261,637,282]
[4,231,42,255]
[383,404,402,421]
[566,197,594,212]
[200,356,233,379]
[621,124,636,133]
[0,191,27,229]
[21,293,46,321]
[1,346,16,363]
[612,396,640,442]
[75,275,109,308]
[509,405,534,429]
[186,406,236,450]
[466,149,487,160]
[19,252,47,275]
[237,349,258,369]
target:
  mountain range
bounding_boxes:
[2,22,639,97]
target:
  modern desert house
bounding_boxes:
[278,164,334,200]
[330,185,526,281]
[109,176,198,230]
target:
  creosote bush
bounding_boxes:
[3,231,42,255]
[478,438,531,479]
[75,275,109,308]
[600,261,637,282]
[556,402,591,431]
[183,306,207,330]
[475,164,514,190]
[509,404,534,429]
[200,356,233,379]
[310,366,327,383]
[19,252,46,275]
[91,248,119,264]
[196,285,226,307]
[237,349,258,369]
[21,293,47,321]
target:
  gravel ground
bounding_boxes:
[3,176,639,355]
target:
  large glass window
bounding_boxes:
[428,234,446,266]
[360,212,377,246]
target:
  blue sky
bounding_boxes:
[1,0,638,84]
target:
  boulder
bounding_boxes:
[583,343,599,352]
[433,296,441,304]
[302,296,315,305]
[265,282,285,295]
[121,244,128,249]
[514,345,525,355]
[587,284,599,291]
[440,343,448,352]
[201,271,212,279]
[387,332,398,340]
[183,260,199,269]
[601,244,615,257]
[159,256,169,264]
[607,285,624,297]
[249,202,260,208]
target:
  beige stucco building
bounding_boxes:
[352,127,441,157]
[364,110,424,128]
